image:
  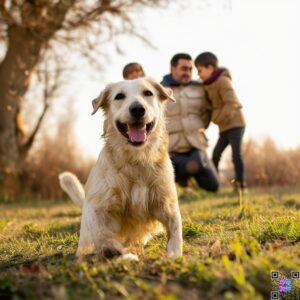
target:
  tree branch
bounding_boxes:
[2,0,172,161]
[20,60,62,157]
[20,100,48,157]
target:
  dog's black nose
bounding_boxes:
[129,102,145,119]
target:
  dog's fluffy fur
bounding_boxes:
[59,78,182,260]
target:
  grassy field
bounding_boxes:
[0,187,300,300]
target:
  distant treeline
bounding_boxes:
[226,138,300,187]
[21,124,300,199]
[21,118,94,200]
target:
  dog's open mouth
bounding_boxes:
[116,120,155,146]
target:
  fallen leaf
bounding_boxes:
[210,239,221,258]
[19,261,44,274]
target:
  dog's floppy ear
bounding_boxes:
[91,84,112,115]
[148,79,176,102]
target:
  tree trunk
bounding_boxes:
[0,25,43,199]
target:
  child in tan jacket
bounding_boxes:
[195,52,247,192]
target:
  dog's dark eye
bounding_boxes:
[143,90,153,97]
[115,93,126,100]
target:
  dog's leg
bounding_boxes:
[76,208,95,257]
[83,200,138,261]
[166,208,183,258]
[154,206,183,258]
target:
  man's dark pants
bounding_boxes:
[170,149,219,192]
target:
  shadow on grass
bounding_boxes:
[212,199,240,209]
[0,222,79,271]
[0,251,75,271]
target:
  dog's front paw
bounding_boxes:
[97,238,125,259]
[167,238,182,258]
[167,250,182,259]
[76,245,95,257]
[119,253,139,261]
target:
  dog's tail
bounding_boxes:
[58,172,85,208]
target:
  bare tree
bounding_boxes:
[0,0,169,199]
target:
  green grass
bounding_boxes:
[0,188,300,299]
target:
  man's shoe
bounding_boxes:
[241,187,248,195]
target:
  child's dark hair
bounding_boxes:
[122,62,145,79]
[170,53,192,67]
[194,52,219,68]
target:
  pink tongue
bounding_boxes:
[127,127,146,142]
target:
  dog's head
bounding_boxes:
[92,78,175,147]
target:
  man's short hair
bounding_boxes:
[122,62,145,79]
[194,52,219,68]
[170,53,192,67]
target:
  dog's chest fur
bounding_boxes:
[117,164,159,218]
[110,166,162,243]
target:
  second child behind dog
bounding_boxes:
[103,62,146,135]
[195,52,247,193]
[122,62,145,79]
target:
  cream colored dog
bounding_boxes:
[59,78,182,260]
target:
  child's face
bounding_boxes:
[126,69,144,80]
[196,65,215,81]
